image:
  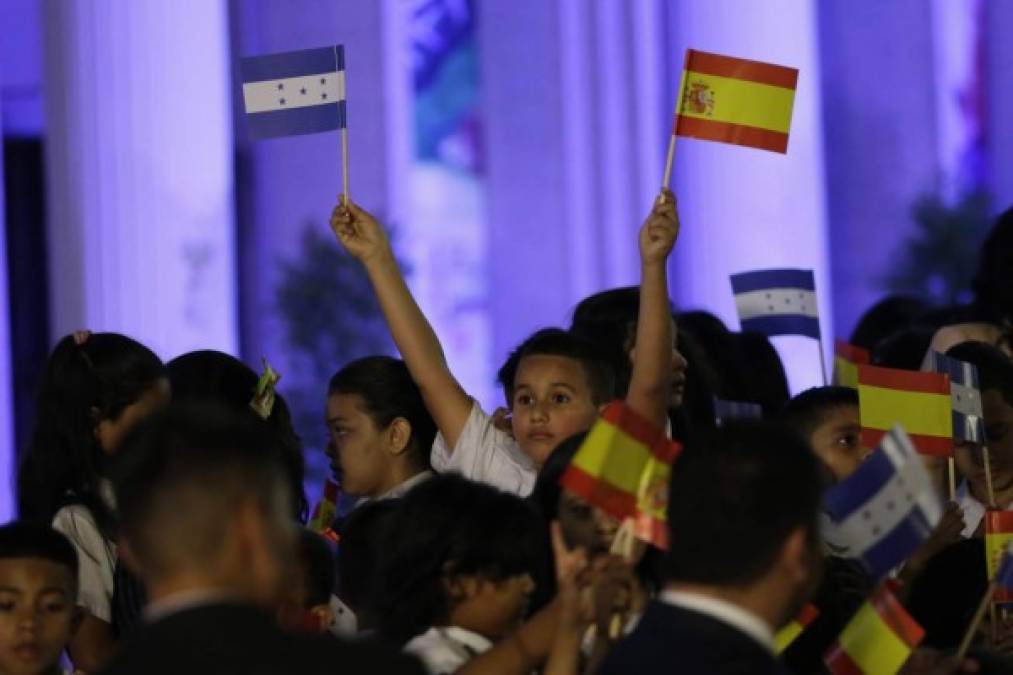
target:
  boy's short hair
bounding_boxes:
[779,386,859,442]
[298,529,336,608]
[665,421,822,586]
[109,402,293,580]
[0,521,78,585]
[945,341,1013,406]
[496,328,616,406]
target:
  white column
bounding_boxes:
[666,0,831,393]
[42,0,237,359]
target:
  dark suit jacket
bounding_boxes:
[598,599,792,675]
[100,602,425,675]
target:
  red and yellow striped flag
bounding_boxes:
[857,364,953,457]
[775,603,820,654]
[833,341,870,389]
[675,49,798,153]
[560,402,682,550]
[986,511,1013,603]
[824,585,924,674]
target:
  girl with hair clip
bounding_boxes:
[325,355,437,502]
[16,331,170,672]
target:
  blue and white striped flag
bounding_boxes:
[823,426,943,579]
[730,268,820,340]
[928,351,986,444]
[241,46,345,139]
[713,397,763,427]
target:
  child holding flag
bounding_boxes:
[329,190,679,495]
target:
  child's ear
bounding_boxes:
[387,418,412,455]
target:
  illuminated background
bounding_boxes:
[2,0,1012,519]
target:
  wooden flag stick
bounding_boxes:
[606,519,636,639]
[948,457,957,502]
[984,446,997,508]
[661,134,677,190]
[341,127,350,206]
[958,577,998,659]
[817,338,829,387]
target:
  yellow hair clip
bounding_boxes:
[250,357,281,420]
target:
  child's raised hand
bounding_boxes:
[639,188,679,266]
[329,195,390,264]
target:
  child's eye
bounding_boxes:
[552,393,571,404]
[0,601,14,612]
[836,433,858,449]
[515,394,533,406]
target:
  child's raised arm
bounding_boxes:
[330,197,473,450]
[626,189,679,429]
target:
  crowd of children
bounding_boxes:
[2,195,1012,675]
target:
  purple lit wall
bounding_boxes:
[0,84,11,520]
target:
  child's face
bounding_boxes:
[449,574,535,640]
[809,404,866,482]
[0,558,78,675]
[958,389,1013,495]
[557,493,646,562]
[510,355,600,466]
[325,393,395,498]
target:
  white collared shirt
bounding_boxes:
[378,470,434,501]
[660,589,775,653]
[403,625,492,675]
[143,588,240,624]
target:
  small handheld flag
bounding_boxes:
[730,268,820,340]
[713,397,763,427]
[928,351,986,444]
[560,402,681,549]
[308,478,341,543]
[823,426,943,580]
[774,603,820,654]
[857,365,953,457]
[241,45,346,139]
[824,584,924,675]
[834,341,870,389]
[985,511,1013,603]
[675,49,798,154]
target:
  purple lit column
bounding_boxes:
[42,0,238,358]
[0,82,13,519]
[667,1,831,392]
[986,1,1013,210]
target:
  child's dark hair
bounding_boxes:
[0,521,79,579]
[298,529,336,608]
[496,328,616,406]
[570,287,650,398]
[376,474,545,645]
[779,386,859,443]
[972,206,1013,327]
[328,356,436,471]
[166,350,308,521]
[17,333,166,535]
[337,499,401,629]
[945,341,1013,406]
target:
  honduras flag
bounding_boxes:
[241,46,345,139]
[929,351,986,444]
[823,426,943,579]
[730,268,820,339]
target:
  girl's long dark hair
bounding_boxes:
[17,333,165,535]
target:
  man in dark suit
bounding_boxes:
[599,421,824,675]
[100,403,423,675]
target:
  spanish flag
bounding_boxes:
[308,478,340,535]
[560,402,681,550]
[857,364,953,457]
[833,341,870,389]
[774,603,820,654]
[675,49,798,153]
[824,585,924,674]
[986,511,1013,603]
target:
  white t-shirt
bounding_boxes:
[51,505,117,623]
[430,402,536,496]
[404,625,492,675]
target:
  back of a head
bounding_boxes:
[871,324,938,371]
[677,311,751,401]
[18,332,165,528]
[780,386,859,443]
[850,295,932,352]
[496,328,616,406]
[665,421,822,586]
[736,332,790,416]
[570,288,641,396]
[110,402,292,584]
[945,341,1013,405]
[328,356,436,469]
[337,499,401,625]
[972,206,1013,325]
[298,529,336,608]
[167,350,307,520]
[0,521,79,582]
[377,474,545,644]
